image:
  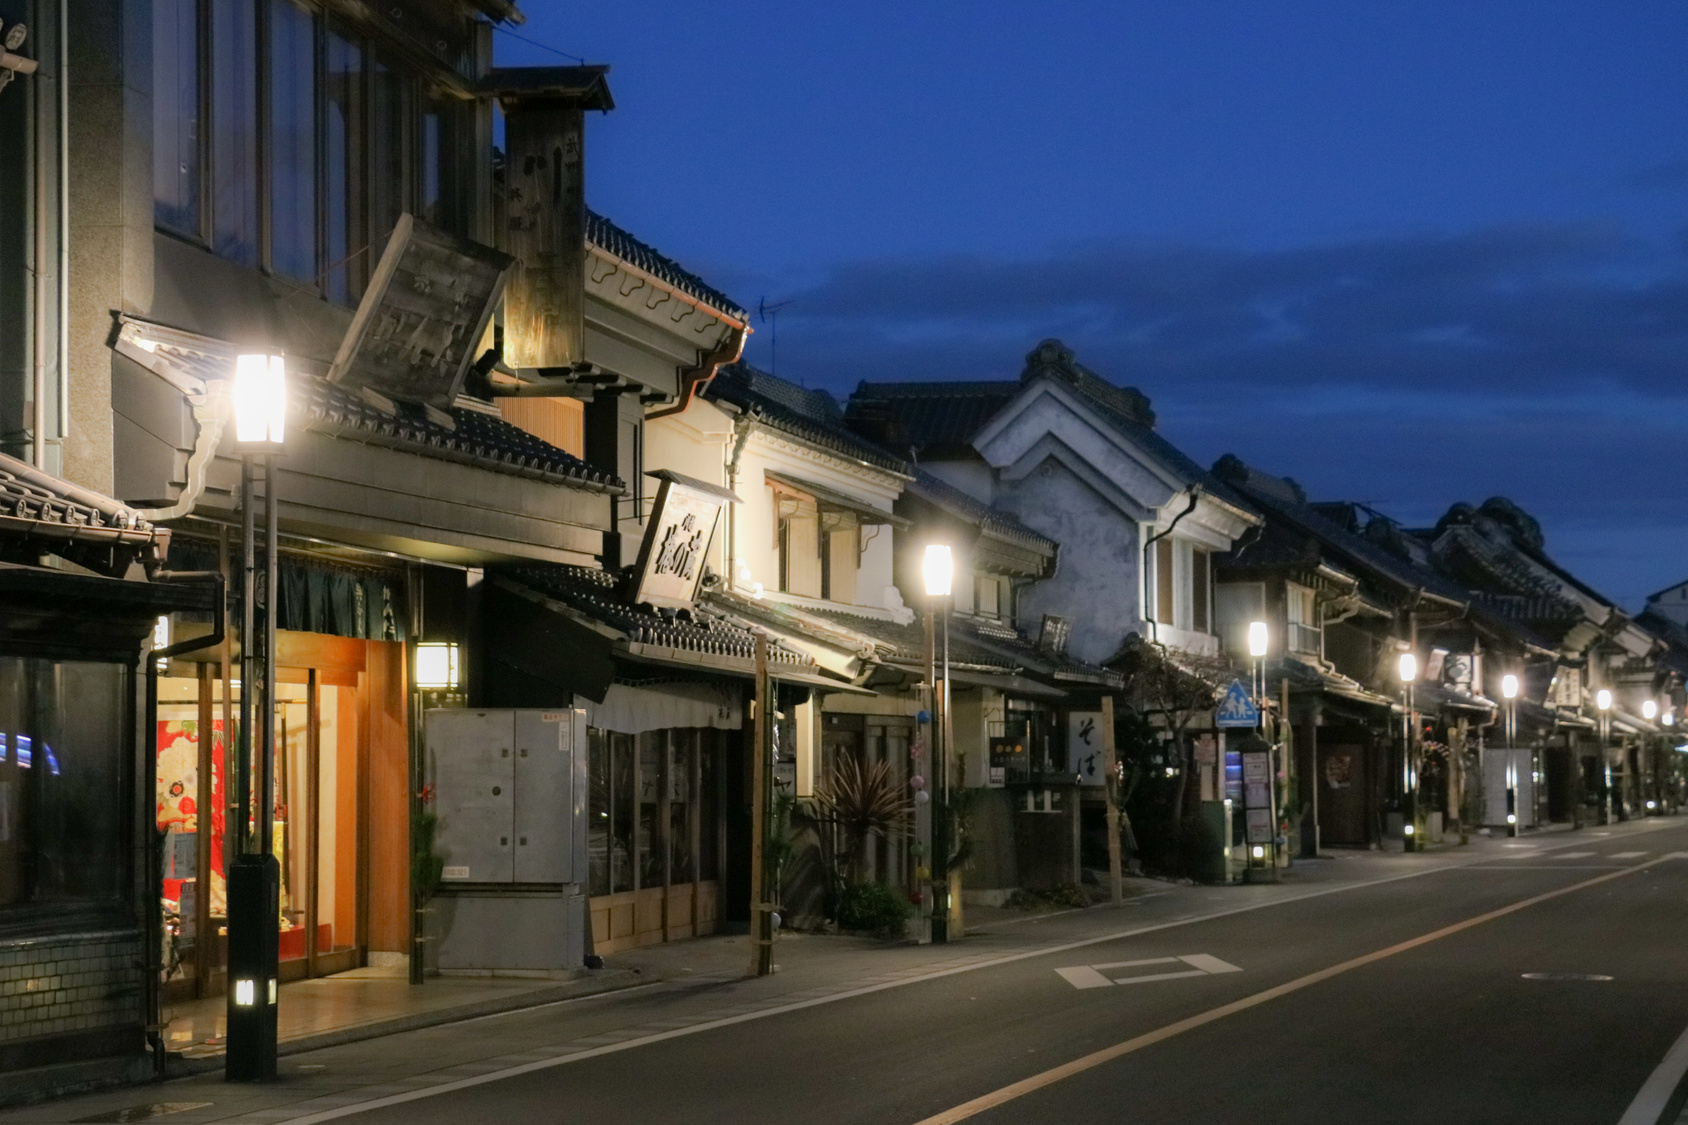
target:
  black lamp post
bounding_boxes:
[226,351,286,1083]
[922,544,953,944]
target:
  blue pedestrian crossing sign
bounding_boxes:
[1215,679,1260,728]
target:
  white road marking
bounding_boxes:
[1056,954,1244,989]
[1610,851,1647,859]
[1554,851,1596,859]
[1618,1014,1688,1124]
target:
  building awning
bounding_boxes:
[485,566,873,703]
[765,471,910,529]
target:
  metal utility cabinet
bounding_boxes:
[425,708,588,974]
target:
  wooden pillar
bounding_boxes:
[1101,695,1122,906]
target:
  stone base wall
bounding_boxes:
[0,929,145,1068]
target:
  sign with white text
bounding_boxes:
[630,471,740,609]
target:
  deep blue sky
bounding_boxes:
[498,3,1688,609]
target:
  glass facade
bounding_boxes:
[211,0,260,265]
[155,1,466,304]
[0,658,128,914]
[268,0,318,283]
[587,727,722,899]
[152,0,200,236]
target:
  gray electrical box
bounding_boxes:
[425,707,588,973]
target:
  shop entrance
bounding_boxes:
[155,633,407,1003]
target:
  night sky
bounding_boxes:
[498,3,1688,610]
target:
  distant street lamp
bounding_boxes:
[1247,621,1268,721]
[1399,652,1418,852]
[228,350,288,1082]
[1643,699,1658,721]
[1596,688,1613,824]
[922,544,953,944]
[1501,673,1520,836]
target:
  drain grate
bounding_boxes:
[71,1103,215,1123]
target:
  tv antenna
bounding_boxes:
[757,297,796,377]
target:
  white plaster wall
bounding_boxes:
[1001,459,1142,666]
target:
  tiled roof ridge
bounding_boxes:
[586,209,747,320]
[709,364,912,476]
[505,565,816,668]
[1019,338,1157,430]
[1219,457,1468,605]
[299,373,625,493]
[906,470,1056,554]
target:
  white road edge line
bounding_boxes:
[1617,1013,1688,1125]
[275,835,1688,1125]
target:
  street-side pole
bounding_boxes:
[227,454,281,1082]
[942,599,959,939]
[931,597,949,944]
[748,636,773,977]
[1101,695,1123,906]
[922,604,936,944]
[236,455,255,859]
[261,452,278,863]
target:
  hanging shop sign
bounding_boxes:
[328,213,516,411]
[1067,711,1106,786]
[630,470,742,609]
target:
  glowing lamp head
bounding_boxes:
[1644,699,1658,721]
[1250,845,1265,859]
[922,544,953,598]
[1665,711,1676,727]
[1647,800,1657,810]
[1398,652,1418,684]
[414,642,460,690]
[1501,674,1518,700]
[1506,813,1517,824]
[1403,823,1415,836]
[1247,621,1268,658]
[1596,688,1612,712]
[233,352,288,449]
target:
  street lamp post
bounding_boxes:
[227,351,287,1083]
[1247,621,1268,718]
[1399,652,1418,852]
[922,545,953,944]
[1501,673,1519,837]
[1596,688,1613,825]
[1643,699,1659,814]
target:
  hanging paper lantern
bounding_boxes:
[910,774,925,789]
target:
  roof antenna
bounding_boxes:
[757,296,795,378]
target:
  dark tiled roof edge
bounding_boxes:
[300,375,625,494]
[906,471,1055,555]
[710,364,913,476]
[586,210,748,321]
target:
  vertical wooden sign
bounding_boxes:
[501,99,586,371]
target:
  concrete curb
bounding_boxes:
[164,969,651,1079]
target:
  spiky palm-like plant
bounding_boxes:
[813,754,913,885]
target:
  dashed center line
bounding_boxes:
[1554,851,1597,859]
[1610,851,1647,859]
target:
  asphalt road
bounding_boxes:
[315,819,1688,1125]
[15,821,1688,1125]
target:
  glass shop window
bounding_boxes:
[211,0,259,265]
[587,726,721,898]
[323,29,366,305]
[268,0,319,284]
[152,0,201,236]
[0,657,127,914]
[368,55,410,255]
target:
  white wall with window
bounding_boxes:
[1144,527,1223,655]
